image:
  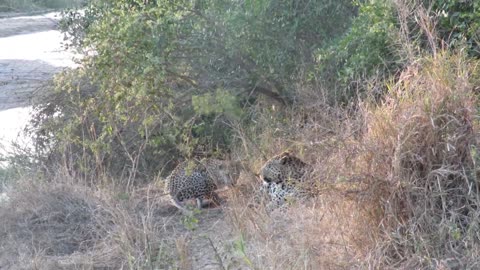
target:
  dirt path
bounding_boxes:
[0,12,68,110]
[169,207,245,270]
[0,58,59,109]
[149,195,247,270]
[0,12,58,38]
[0,12,75,157]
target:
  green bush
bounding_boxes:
[432,0,480,57]
[33,0,480,182]
[61,0,356,102]
[316,0,400,102]
[315,0,480,103]
[30,0,358,181]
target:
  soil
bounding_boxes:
[0,12,58,38]
[0,12,64,110]
[0,12,76,155]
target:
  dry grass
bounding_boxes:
[2,2,480,269]
[227,184,375,269]
[2,52,477,270]
[0,178,189,269]
[0,175,250,269]
[0,180,112,269]
[225,48,480,269]
[358,52,480,268]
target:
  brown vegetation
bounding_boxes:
[2,52,479,269]
[1,1,480,269]
[223,50,480,268]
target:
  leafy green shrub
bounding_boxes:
[31,0,359,181]
[316,0,480,103]
[61,0,357,102]
[432,0,480,57]
[316,0,400,102]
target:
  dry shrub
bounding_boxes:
[0,181,113,269]
[227,51,480,269]
[0,179,186,269]
[354,52,480,268]
[226,83,372,269]
[226,167,376,269]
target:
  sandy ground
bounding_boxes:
[0,12,75,157]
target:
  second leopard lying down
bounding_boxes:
[257,151,315,210]
[164,159,242,214]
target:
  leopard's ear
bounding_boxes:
[280,152,291,165]
[280,152,292,165]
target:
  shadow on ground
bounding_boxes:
[0,59,60,110]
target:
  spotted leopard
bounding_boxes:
[257,152,314,209]
[164,159,242,213]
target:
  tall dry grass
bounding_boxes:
[0,176,190,269]
[225,83,374,269]
[361,51,480,268]
[221,2,480,267]
[225,50,479,269]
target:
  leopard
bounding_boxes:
[164,158,242,214]
[257,151,314,210]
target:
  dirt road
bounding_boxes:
[0,12,75,154]
[0,12,72,110]
[0,12,58,38]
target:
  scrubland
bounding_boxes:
[1,0,479,269]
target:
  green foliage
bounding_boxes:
[0,165,16,190]
[30,0,358,180]
[192,89,243,119]
[233,234,255,269]
[181,209,200,231]
[432,0,480,57]
[316,0,399,102]
[61,0,357,102]
[316,0,480,102]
